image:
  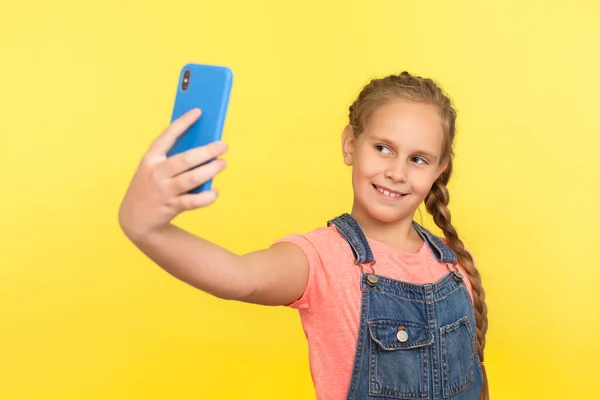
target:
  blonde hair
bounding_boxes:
[348,71,490,399]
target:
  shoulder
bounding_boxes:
[271,225,352,310]
[273,225,349,259]
[439,237,476,259]
[275,224,343,245]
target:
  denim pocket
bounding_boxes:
[440,316,476,398]
[368,320,434,399]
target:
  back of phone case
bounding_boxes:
[167,63,233,193]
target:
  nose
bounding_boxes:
[385,159,408,182]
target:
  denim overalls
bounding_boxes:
[327,214,483,400]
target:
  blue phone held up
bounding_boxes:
[167,63,233,194]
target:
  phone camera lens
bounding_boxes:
[182,69,191,91]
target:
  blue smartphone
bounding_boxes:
[167,63,233,194]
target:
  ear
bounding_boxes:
[435,157,449,180]
[342,125,356,166]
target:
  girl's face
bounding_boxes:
[343,100,448,224]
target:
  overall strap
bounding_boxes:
[411,221,457,264]
[328,213,459,265]
[328,213,462,282]
[327,213,374,264]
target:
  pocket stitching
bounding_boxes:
[368,320,434,350]
[368,320,432,399]
[440,316,476,398]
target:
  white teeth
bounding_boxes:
[377,187,402,198]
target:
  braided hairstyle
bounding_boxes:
[348,71,489,399]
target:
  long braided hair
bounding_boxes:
[348,71,489,399]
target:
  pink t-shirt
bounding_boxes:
[276,225,474,400]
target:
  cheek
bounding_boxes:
[353,156,377,179]
[410,170,439,194]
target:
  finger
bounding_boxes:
[174,189,220,212]
[170,158,227,195]
[161,140,228,178]
[147,108,202,157]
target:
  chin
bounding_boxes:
[367,207,412,224]
[355,198,415,224]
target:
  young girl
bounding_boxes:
[119,71,489,400]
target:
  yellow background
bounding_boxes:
[1,0,599,398]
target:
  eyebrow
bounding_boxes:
[370,135,439,161]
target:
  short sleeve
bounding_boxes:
[273,232,326,311]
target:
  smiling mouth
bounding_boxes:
[373,184,408,198]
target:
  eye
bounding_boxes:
[375,144,392,155]
[411,156,428,165]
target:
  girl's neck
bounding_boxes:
[350,206,423,253]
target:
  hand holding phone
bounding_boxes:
[119,109,228,241]
[119,63,233,240]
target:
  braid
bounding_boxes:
[425,164,490,400]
